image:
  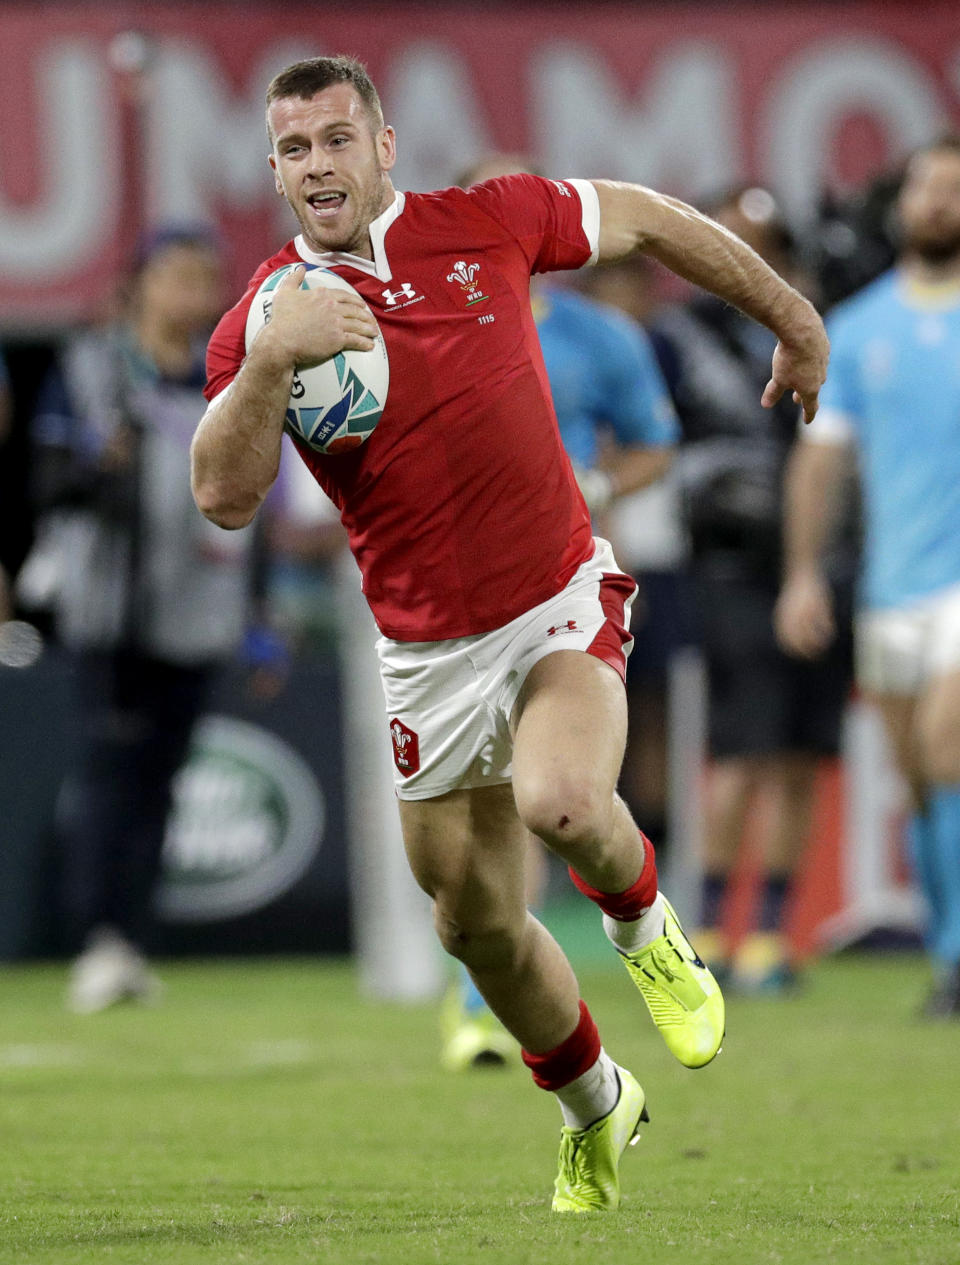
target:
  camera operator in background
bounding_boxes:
[25,227,260,1013]
[657,187,855,993]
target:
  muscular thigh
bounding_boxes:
[399,784,530,929]
[510,648,628,830]
[864,690,920,790]
[916,668,960,785]
[378,538,635,805]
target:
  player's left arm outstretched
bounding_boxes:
[587,181,829,422]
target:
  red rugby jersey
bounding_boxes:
[205,174,597,641]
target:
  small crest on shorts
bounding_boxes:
[389,717,420,776]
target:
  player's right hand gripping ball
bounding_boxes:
[245,264,389,454]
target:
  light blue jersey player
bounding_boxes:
[817,270,960,611]
[777,136,960,1016]
[534,282,678,513]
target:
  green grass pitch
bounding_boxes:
[1,928,958,1264]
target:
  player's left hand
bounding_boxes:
[774,567,836,659]
[574,465,614,516]
[761,322,830,424]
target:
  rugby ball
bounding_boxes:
[244,264,389,455]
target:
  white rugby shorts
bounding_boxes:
[856,580,960,695]
[377,537,637,800]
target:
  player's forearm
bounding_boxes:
[781,439,849,579]
[191,335,294,529]
[605,445,673,497]
[592,181,822,351]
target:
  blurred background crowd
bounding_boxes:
[0,1,957,1030]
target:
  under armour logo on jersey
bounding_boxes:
[382,283,418,306]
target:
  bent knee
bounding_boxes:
[515,778,613,850]
[433,908,523,971]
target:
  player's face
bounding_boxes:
[899,148,960,265]
[268,84,396,259]
[138,243,223,332]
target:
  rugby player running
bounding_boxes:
[192,56,828,1212]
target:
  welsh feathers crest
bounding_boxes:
[446,260,480,286]
[445,260,489,306]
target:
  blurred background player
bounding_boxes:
[777,136,960,1017]
[0,348,12,623]
[24,226,260,1012]
[578,254,696,872]
[441,154,680,1068]
[654,186,854,992]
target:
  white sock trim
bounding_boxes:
[554,1048,620,1130]
[603,891,666,956]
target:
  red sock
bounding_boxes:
[521,1000,602,1091]
[568,832,658,921]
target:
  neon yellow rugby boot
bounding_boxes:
[617,896,725,1068]
[552,1067,649,1213]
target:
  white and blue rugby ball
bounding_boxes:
[244,264,389,455]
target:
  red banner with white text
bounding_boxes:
[2,2,959,327]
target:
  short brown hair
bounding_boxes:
[266,56,384,140]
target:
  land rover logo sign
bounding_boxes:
[156,715,324,922]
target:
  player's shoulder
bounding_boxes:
[397,184,482,229]
[210,241,300,338]
[417,173,572,222]
[204,241,300,401]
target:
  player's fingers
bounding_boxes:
[277,264,306,289]
[777,608,810,657]
[798,389,820,424]
[805,608,835,657]
[340,332,377,352]
[761,377,785,409]
[341,311,379,337]
[326,291,379,326]
[788,623,823,659]
[330,288,366,305]
[327,289,371,312]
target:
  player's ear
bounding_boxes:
[377,125,397,173]
[267,153,284,196]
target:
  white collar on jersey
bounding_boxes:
[294,191,405,282]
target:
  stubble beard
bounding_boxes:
[296,168,388,258]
